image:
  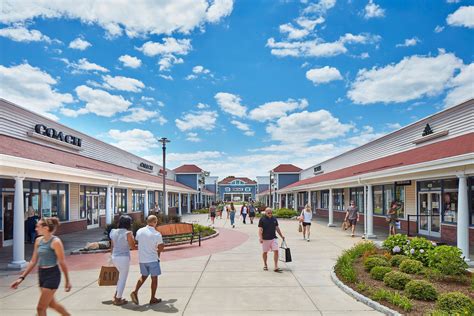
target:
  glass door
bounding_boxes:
[2,194,14,246]
[418,192,441,238]
[86,195,99,229]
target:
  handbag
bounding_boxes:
[98,265,119,286]
[298,223,302,233]
[395,221,401,229]
[279,240,292,263]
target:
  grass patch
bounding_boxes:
[370,289,413,312]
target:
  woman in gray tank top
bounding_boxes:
[10,217,71,316]
[109,215,136,305]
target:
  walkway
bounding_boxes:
[0,212,381,315]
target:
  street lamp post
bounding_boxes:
[269,171,273,209]
[158,137,170,215]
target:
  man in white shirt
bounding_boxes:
[130,215,164,305]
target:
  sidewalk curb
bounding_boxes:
[70,230,220,255]
[330,267,401,316]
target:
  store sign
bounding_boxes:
[395,180,411,186]
[232,187,244,192]
[138,162,154,172]
[32,124,82,147]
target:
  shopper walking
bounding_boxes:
[109,215,136,305]
[10,217,71,316]
[388,201,398,236]
[241,203,248,224]
[258,208,285,272]
[130,215,164,306]
[300,204,313,241]
[229,202,236,228]
[248,202,256,224]
[25,206,40,243]
[209,202,217,227]
[344,200,359,237]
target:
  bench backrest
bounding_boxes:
[156,223,193,236]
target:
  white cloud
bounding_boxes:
[303,0,336,15]
[186,132,201,142]
[214,92,247,117]
[107,129,158,152]
[197,102,209,109]
[231,120,254,136]
[0,1,234,37]
[396,37,420,48]
[348,52,463,104]
[434,25,444,33]
[364,0,385,19]
[446,6,474,29]
[0,26,51,42]
[118,55,142,68]
[267,33,380,58]
[306,66,343,85]
[266,110,353,144]
[146,151,223,166]
[0,63,74,119]
[60,58,109,74]
[120,107,167,124]
[444,63,474,108]
[68,37,91,50]
[137,37,191,71]
[193,65,210,74]
[159,74,173,81]
[175,110,218,131]
[249,99,308,121]
[279,17,325,40]
[446,0,461,3]
[346,125,385,146]
[64,85,131,117]
[386,123,402,130]
[101,75,145,92]
[185,74,198,80]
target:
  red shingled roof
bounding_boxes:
[173,164,203,173]
[0,135,194,191]
[283,132,474,190]
[219,176,257,185]
[272,164,302,173]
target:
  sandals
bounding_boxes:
[113,298,128,306]
[149,298,162,305]
[130,291,139,305]
[274,268,283,273]
[263,266,268,271]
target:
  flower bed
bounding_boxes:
[334,237,474,315]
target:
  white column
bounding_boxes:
[366,184,376,238]
[178,193,182,216]
[293,192,297,211]
[307,191,311,208]
[164,191,169,215]
[285,194,288,208]
[9,177,27,269]
[144,189,149,218]
[328,188,335,227]
[187,193,191,214]
[106,185,112,225]
[457,175,470,260]
[111,186,115,218]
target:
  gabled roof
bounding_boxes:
[173,164,203,173]
[282,132,474,191]
[219,176,257,185]
[272,164,302,173]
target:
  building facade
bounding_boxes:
[218,176,257,202]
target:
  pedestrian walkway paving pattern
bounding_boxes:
[0,210,382,315]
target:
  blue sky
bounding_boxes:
[1,0,473,178]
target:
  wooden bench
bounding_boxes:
[155,223,201,247]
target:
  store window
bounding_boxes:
[132,190,145,212]
[311,191,318,212]
[442,178,459,224]
[114,188,127,214]
[148,191,156,211]
[395,185,405,219]
[384,184,394,213]
[332,189,344,210]
[373,184,406,217]
[321,190,329,209]
[469,177,474,226]
[79,186,106,220]
[373,185,384,215]
[24,181,69,222]
[350,187,365,213]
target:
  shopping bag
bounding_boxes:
[298,223,302,233]
[98,265,119,286]
[279,240,292,263]
[395,221,401,230]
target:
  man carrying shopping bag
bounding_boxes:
[258,208,285,273]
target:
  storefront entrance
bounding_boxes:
[2,193,14,246]
[418,192,441,238]
[86,195,100,229]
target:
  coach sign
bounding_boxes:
[138,162,154,173]
[28,124,83,149]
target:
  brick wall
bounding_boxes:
[55,220,87,235]
[99,211,144,227]
[440,224,474,245]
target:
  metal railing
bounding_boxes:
[407,214,440,237]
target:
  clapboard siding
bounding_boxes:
[0,99,179,180]
[300,100,474,180]
[405,183,417,219]
[69,183,80,221]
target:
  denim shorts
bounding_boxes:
[139,261,161,277]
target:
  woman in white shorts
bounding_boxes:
[300,204,313,242]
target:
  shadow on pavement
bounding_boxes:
[102,298,179,313]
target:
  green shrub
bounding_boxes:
[335,242,376,284]
[348,242,377,259]
[273,208,299,218]
[364,256,389,272]
[428,245,468,276]
[404,236,434,265]
[132,221,146,236]
[192,208,210,214]
[390,254,409,267]
[399,259,424,274]
[383,271,411,290]
[436,292,474,314]
[192,224,216,237]
[382,234,409,254]
[370,289,413,312]
[404,280,437,301]
[356,282,370,293]
[370,266,392,281]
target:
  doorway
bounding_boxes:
[86,195,100,229]
[418,192,441,238]
[2,193,14,246]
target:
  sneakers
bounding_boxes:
[307,239,310,242]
